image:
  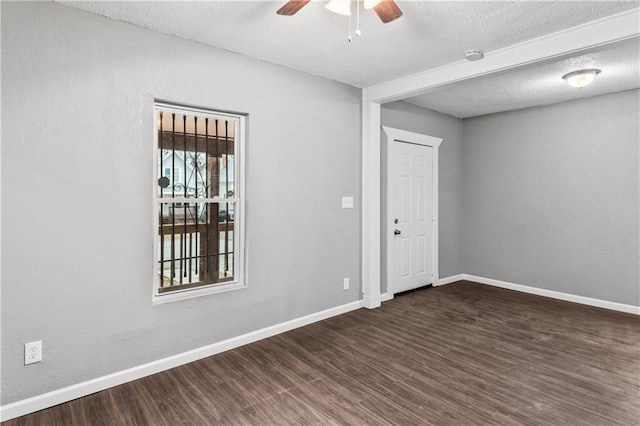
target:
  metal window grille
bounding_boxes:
[155,103,241,295]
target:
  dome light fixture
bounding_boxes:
[562,69,601,88]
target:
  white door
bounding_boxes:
[391,141,434,294]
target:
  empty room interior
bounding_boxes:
[1,0,639,424]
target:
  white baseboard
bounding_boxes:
[381,275,463,301]
[0,300,363,422]
[380,292,393,302]
[463,274,640,315]
[436,274,464,286]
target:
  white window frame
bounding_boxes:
[152,101,246,304]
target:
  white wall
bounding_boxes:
[1,2,361,404]
[462,90,640,305]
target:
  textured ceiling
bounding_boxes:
[60,1,638,88]
[405,37,640,118]
[58,1,639,117]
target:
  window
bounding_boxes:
[162,167,181,185]
[154,102,245,302]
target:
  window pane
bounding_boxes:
[157,111,235,199]
[157,202,235,293]
[155,103,242,298]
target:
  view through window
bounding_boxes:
[155,102,244,297]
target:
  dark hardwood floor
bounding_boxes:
[4,281,639,425]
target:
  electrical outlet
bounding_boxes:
[25,341,42,365]
[343,278,350,291]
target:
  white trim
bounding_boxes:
[361,101,381,309]
[0,300,363,422]
[463,274,640,315]
[383,272,639,314]
[380,292,393,302]
[436,274,464,286]
[154,197,240,204]
[363,9,640,102]
[152,103,247,304]
[152,100,160,302]
[384,127,442,297]
[152,281,248,305]
[382,127,442,149]
[383,272,638,314]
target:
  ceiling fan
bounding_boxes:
[277,0,403,24]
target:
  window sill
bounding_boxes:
[153,281,247,305]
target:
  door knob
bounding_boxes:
[394,229,401,235]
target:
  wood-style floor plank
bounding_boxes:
[4,281,639,425]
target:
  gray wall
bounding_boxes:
[2,0,638,410]
[1,2,361,404]
[381,101,464,290]
[462,90,640,305]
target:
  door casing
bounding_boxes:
[383,126,442,301]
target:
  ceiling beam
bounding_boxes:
[363,8,640,103]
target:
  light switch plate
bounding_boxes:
[341,196,354,209]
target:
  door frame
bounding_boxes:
[384,127,442,300]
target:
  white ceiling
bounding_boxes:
[406,37,640,118]
[59,0,640,117]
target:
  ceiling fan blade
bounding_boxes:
[374,0,403,23]
[276,0,311,16]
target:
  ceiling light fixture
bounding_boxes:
[562,69,601,88]
[277,0,403,26]
[325,0,352,16]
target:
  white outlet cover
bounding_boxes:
[343,277,350,290]
[25,341,42,365]
[341,197,354,209]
